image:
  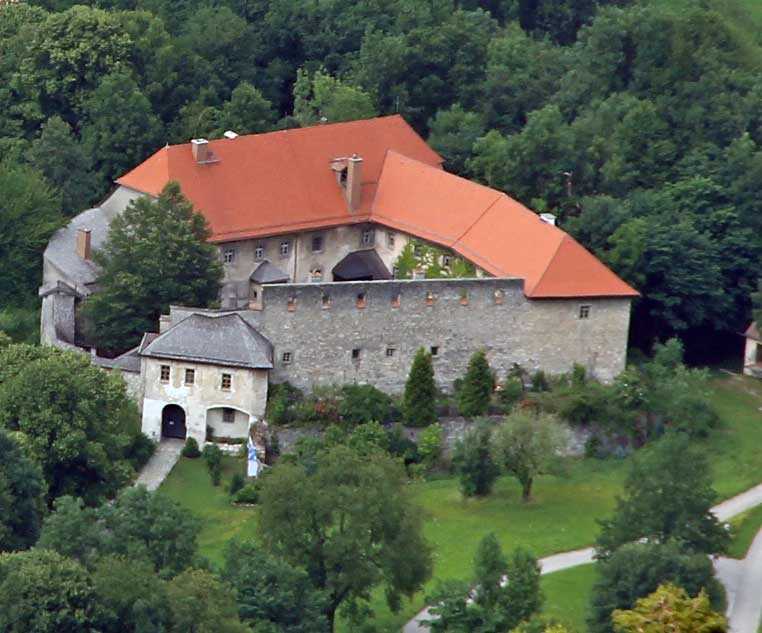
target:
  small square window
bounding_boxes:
[223,248,236,264]
[222,408,235,424]
[160,365,170,382]
[280,241,290,257]
[255,244,265,260]
[387,232,395,249]
[442,255,452,268]
[430,346,439,357]
[352,348,361,360]
[221,373,232,390]
[386,347,396,357]
[361,228,374,246]
[413,244,422,257]
[184,368,195,385]
[310,268,322,282]
[282,351,292,364]
[311,235,323,252]
[579,305,591,319]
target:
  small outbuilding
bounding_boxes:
[139,312,273,446]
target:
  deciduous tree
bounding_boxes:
[453,422,500,497]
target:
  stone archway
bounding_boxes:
[161,404,187,439]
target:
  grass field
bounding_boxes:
[728,504,762,559]
[160,375,762,631]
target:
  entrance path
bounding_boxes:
[715,528,762,633]
[403,483,762,633]
[134,439,184,491]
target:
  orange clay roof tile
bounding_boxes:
[116,116,637,299]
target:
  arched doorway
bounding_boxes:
[161,404,187,439]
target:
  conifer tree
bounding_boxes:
[458,349,493,416]
[403,348,437,427]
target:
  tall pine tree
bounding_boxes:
[458,349,493,416]
[403,348,437,427]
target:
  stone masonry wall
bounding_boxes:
[214,277,632,393]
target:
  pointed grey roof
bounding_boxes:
[332,249,391,281]
[140,313,273,369]
[250,260,290,284]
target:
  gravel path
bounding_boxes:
[134,439,184,491]
[403,482,762,633]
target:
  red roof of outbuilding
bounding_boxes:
[117,116,638,299]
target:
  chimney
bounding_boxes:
[539,213,557,226]
[191,138,209,163]
[223,130,238,139]
[76,228,91,261]
[345,154,363,213]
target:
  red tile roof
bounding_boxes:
[117,115,638,299]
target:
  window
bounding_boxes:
[321,292,331,308]
[221,373,232,390]
[386,347,396,357]
[255,244,265,260]
[442,255,452,268]
[309,268,323,282]
[494,289,505,305]
[356,292,366,308]
[579,305,591,319]
[223,408,235,424]
[352,348,361,360]
[282,351,292,364]
[361,228,374,246]
[430,346,439,357]
[311,235,324,252]
[387,232,395,249]
[160,365,170,382]
[280,241,290,257]
[223,248,236,264]
[184,368,195,385]
[413,244,422,257]
[392,265,399,278]
[391,293,401,308]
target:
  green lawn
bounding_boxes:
[160,375,762,631]
[728,504,762,559]
[541,564,597,632]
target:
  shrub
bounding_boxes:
[453,422,499,497]
[530,370,549,392]
[571,363,587,387]
[498,378,524,412]
[458,350,493,417]
[418,423,444,471]
[126,433,155,470]
[233,482,259,505]
[339,384,394,425]
[266,381,303,425]
[202,444,223,486]
[387,424,420,464]
[228,472,244,496]
[181,437,200,459]
[404,348,437,427]
[347,421,389,455]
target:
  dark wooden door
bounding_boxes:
[161,405,187,439]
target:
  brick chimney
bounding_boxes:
[191,138,209,163]
[76,228,91,261]
[345,154,363,213]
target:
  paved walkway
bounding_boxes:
[403,483,762,633]
[715,528,762,633]
[134,439,184,491]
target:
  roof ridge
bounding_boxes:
[524,232,567,296]
[452,192,504,245]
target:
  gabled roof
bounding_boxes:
[140,313,273,369]
[116,116,637,300]
[372,152,638,299]
[117,115,442,242]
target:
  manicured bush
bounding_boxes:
[418,422,444,471]
[181,437,200,459]
[404,348,437,427]
[228,472,244,496]
[458,350,493,417]
[233,482,259,505]
[202,444,223,486]
[453,422,499,497]
[339,383,394,425]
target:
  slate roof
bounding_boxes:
[140,313,273,369]
[332,249,392,281]
[43,205,118,289]
[250,261,290,284]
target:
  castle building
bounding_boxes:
[40,115,638,446]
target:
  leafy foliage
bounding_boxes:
[83,181,223,353]
[203,443,223,486]
[258,445,432,630]
[453,422,500,497]
[458,350,493,417]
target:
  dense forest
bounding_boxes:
[2,0,761,361]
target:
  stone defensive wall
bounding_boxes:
[170,277,631,394]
